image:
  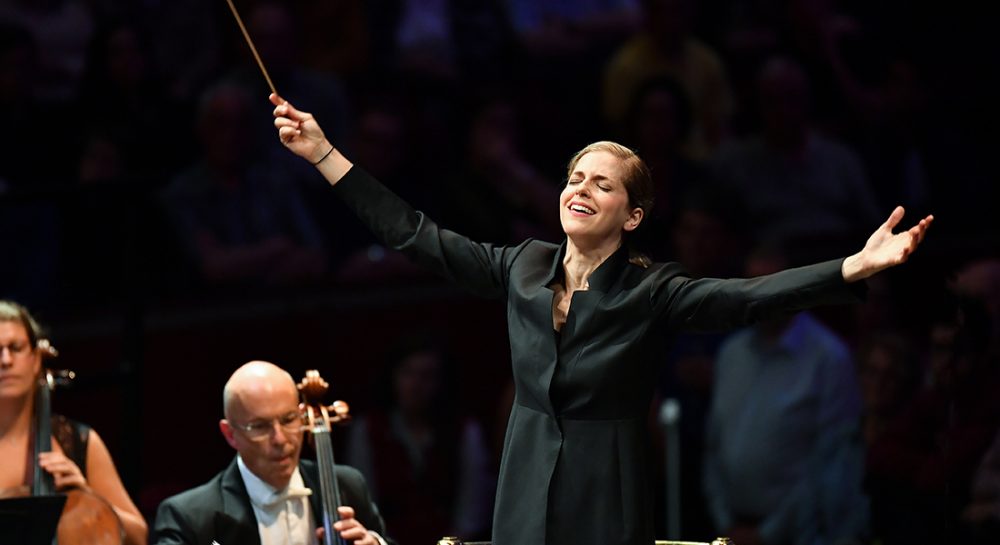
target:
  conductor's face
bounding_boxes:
[560,151,641,244]
[220,364,304,490]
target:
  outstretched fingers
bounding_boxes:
[901,214,934,260]
[913,215,934,244]
[883,205,906,233]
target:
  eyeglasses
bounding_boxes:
[231,411,304,440]
[0,343,31,358]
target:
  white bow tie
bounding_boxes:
[259,486,313,508]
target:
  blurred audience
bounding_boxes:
[704,246,868,545]
[604,0,734,159]
[964,426,1000,544]
[160,83,327,287]
[0,0,94,102]
[0,21,77,189]
[615,76,714,256]
[709,56,880,258]
[231,0,352,161]
[856,332,921,448]
[345,336,494,544]
[865,295,1000,545]
[77,18,188,183]
[440,91,561,244]
[297,0,370,76]
[365,0,515,84]
[950,259,1000,358]
[143,0,223,103]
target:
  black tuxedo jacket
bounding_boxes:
[151,459,389,545]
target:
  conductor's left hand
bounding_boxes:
[842,206,934,282]
[270,93,331,165]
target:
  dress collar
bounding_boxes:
[543,239,631,293]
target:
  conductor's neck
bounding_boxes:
[563,237,621,291]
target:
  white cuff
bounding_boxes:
[369,530,388,545]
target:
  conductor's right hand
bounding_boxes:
[270,93,330,164]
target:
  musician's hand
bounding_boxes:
[333,506,380,545]
[38,451,87,491]
[270,93,331,165]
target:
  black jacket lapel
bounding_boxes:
[215,459,261,545]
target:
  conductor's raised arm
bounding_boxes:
[270,93,353,185]
[841,206,934,282]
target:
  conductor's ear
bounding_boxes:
[623,207,644,232]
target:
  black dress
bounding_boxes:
[333,166,864,545]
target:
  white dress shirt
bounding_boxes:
[237,456,318,545]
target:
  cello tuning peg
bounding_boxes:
[329,400,351,423]
[37,338,59,359]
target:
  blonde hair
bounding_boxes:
[566,141,655,267]
[0,300,44,347]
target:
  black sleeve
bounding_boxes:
[150,498,197,545]
[652,258,866,332]
[331,166,530,299]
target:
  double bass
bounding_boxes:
[298,370,351,545]
[17,340,125,545]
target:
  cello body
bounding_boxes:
[34,368,125,545]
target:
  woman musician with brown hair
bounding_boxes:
[0,300,148,545]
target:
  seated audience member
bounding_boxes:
[709,57,881,255]
[703,247,869,545]
[604,0,734,158]
[0,300,148,545]
[152,360,391,545]
[160,83,327,287]
[345,337,494,544]
[964,426,1000,544]
[866,296,1000,545]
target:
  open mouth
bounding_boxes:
[569,203,596,215]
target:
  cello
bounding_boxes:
[297,370,351,545]
[30,341,125,545]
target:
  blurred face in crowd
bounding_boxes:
[560,151,643,246]
[106,26,146,90]
[354,107,407,180]
[634,88,683,152]
[220,362,304,489]
[671,209,730,278]
[0,320,40,401]
[758,59,810,143]
[393,350,443,415]
[198,86,254,172]
[859,343,907,414]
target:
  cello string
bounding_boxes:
[222,0,278,95]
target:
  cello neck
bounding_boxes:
[33,370,55,496]
[312,427,347,545]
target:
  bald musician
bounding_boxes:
[152,361,391,545]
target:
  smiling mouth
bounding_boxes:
[569,203,596,215]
